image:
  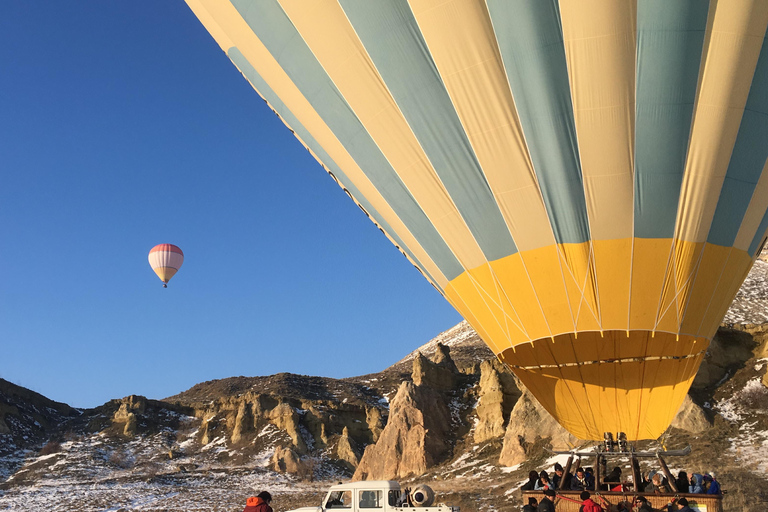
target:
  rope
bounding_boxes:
[506,349,706,370]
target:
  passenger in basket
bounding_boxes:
[704,472,721,494]
[689,473,705,493]
[583,467,596,490]
[535,470,555,491]
[650,473,671,494]
[522,470,540,491]
[551,463,570,490]
[603,466,622,490]
[675,471,689,494]
[570,468,589,491]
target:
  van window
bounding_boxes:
[359,490,383,508]
[326,490,352,508]
[388,490,403,507]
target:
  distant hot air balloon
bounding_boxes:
[148,244,184,288]
[185,0,768,441]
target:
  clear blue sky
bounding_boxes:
[0,2,462,408]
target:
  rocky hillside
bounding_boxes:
[1,323,766,511]
[0,378,79,458]
[1,259,767,511]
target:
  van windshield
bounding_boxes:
[326,490,352,509]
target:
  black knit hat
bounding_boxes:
[258,491,272,502]
[544,489,556,497]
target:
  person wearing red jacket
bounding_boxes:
[243,491,273,512]
[578,491,603,512]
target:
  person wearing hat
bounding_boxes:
[633,496,653,512]
[665,497,693,512]
[705,472,721,495]
[689,473,705,493]
[243,491,273,512]
[537,489,556,512]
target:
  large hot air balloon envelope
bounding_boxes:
[185,0,768,441]
[148,244,184,287]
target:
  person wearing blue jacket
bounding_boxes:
[705,472,721,494]
[689,473,705,493]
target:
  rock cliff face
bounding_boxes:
[0,378,78,454]
[670,395,711,434]
[112,395,148,436]
[499,385,579,467]
[473,360,520,444]
[352,345,459,481]
[162,374,393,476]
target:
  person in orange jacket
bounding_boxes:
[244,491,273,512]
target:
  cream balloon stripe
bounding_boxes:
[675,0,768,244]
[190,0,456,290]
[634,0,709,239]
[338,0,518,262]
[561,0,636,243]
[226,48,446,290]
[407,0,555,254]
[228,0,465,282]
[708,34,768,248]
[486,0,591,246]
[273,0,489,275]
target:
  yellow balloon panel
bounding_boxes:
[447,239,753,439]
[152,267,178,284]
[500,331,707,440]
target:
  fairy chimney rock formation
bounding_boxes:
[268,402,308,453]
[670,395,711,433]
[432,342,460,373]
[499,386,579,467]
[231,401,254,444]
[113,395,148,436]
[352,380,452,480]
[474,360,521,443]
[412,343,459,390]
[336,426,362,471]
[271,445,307,475]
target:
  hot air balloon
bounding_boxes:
[184,0,768,441]
[148,244,184,288]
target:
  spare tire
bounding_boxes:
[410,485,435,507]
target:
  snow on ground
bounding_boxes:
[713,377,768,477]
[715,378,767,422]
[397,322,478,365]
[0,468,316,512]
[0,425,326,511]
[723,258,768,324]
